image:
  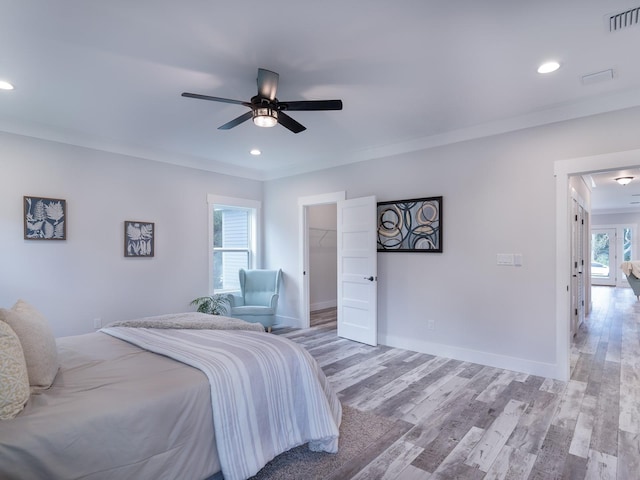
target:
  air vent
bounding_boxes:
[582,69,614,85]
[609,6,640,31]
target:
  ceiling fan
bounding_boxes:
[182,68,342,134]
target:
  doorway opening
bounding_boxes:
[298,192,379,346]
[556,148,640,381]
[298,191,345,330]
[307,203,338,327]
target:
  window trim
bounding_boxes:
[207,194,261,294]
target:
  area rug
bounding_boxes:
[249,405,403,480]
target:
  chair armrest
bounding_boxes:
[227,293,245,307]
[268,293,279,309]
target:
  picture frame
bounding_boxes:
[23,196,67,240]
[377,196,442,252]
[124,221,154,257]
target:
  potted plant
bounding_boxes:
[190,294,231,316]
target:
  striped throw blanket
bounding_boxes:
[100,327,341,480]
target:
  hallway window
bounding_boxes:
[591,231,611,275]
[624,227,632,261]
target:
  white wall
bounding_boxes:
[592,212,640,226]
[263,106,640,378]
[0,132,261,336]
[308,204,337,310]
[4,105,640,378]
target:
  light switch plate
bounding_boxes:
[497,253,514,266]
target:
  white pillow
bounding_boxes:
[0,320,30,419]
[0,300,59,389]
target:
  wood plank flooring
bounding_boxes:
[310,307,339,327]
[275,287,640,479]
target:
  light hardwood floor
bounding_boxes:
[310,307,338,327]
[275,286,640,479]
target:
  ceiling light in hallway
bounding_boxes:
[615,176,634,185]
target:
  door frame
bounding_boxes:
[555,147,640,381]
[298,191,346,328]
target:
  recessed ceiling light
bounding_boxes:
[0,80,14,90]
[537,61,560,74]
[250,149,261,156]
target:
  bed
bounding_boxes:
[0,311,342,480]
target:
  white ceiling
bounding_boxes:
[2,1,640,199]
[586,169,640,214]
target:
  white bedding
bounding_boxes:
[1,314,342,480]
[101,327,342,480]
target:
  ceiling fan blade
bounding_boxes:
[257,68,279,100]
[279,99,343,111]
[182,92,251,107]
[277,112,306,134]
[218,111,253,130]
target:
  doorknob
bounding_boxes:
[364,276,374,281]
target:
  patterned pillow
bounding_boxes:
[0,300,59,389]
[0,320,30,420]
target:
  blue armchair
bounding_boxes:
[227,269,282,331]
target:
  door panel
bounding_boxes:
[337,196,377,346]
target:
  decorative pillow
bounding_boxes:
[0,320,30,420]
[0,300,59,389]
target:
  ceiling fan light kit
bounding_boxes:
[253,107,278,127]
[182,68,342,134]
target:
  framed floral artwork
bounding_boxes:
[124,221,154,257]
[23,196,66,240]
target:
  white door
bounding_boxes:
[337,196,377,346]
[591,228,616,286]
[570,200,586,336]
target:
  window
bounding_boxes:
[207,195,260,293]
[624,227,632,262]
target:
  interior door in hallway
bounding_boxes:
[570,199,587,336]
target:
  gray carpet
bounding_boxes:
[249,406,405,480]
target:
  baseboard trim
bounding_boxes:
[379,333,560,379]
[273,314,299,328]
[310,300,337,311]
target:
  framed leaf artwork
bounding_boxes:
[124,221,154,257]
[23,196,67,240]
